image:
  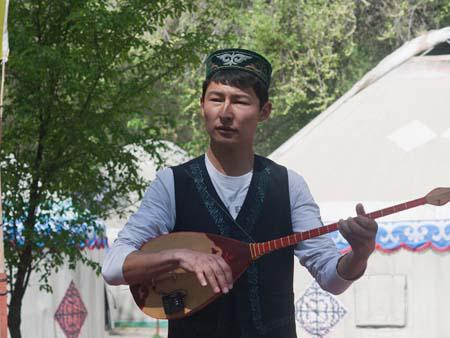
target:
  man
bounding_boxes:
[102,48,378,338]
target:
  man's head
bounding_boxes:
[202,49,272,107]
[200,49,273,148]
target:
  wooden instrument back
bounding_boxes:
[130,232,252,320]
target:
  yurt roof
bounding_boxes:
[270,27,450,223]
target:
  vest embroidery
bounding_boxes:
[187,160,230,237]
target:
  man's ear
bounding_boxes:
[259,101,272,122]
[200,97,205,117]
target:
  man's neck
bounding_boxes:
[207,143,254,176]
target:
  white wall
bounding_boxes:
[294,250,450,338]
[20,249,106,338]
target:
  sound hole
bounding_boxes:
[162,290,187,315]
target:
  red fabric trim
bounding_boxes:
[339,242,450,254]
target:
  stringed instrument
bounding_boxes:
[130,187,450,320]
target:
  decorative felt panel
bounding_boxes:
[295,281,347,337]
[331,219,450,252]
[54,281,88,338]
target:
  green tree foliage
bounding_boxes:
[350,0,450,68]
[1,1,211,337]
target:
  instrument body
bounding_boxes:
[130,231,251,320]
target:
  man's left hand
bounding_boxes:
[338,203,378,260]
[337,203,378,280]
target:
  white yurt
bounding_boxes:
[270,28,450,338]
[13,208,108,338]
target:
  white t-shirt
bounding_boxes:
[102,155,352,294]
[205,155,252,219]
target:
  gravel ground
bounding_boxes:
[106,327,168,338]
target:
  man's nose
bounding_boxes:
[219,100,233,122]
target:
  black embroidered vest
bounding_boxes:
[168,155,296,338]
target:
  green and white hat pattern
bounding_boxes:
[205,48,272,88]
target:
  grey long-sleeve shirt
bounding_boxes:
[102,156,352,294]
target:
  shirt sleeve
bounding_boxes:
[288,169,352,294]
[101,168,176,285]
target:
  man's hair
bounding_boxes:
[201,69,269,108]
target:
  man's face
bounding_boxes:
[201,81,271,147]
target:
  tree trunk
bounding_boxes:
[8,295,22,338]
[7,264,28,338]
[7,236,33,338]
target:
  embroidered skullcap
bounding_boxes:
[205,48,272,88]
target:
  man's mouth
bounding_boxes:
[216,126,237,132]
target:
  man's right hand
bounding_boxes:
[123,248,233,294]
[171,249,233,294]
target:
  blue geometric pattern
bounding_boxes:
[295,281,347,337]
[329,219,450,252]
[2,199,107,250]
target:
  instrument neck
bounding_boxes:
[249,196,426,260]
